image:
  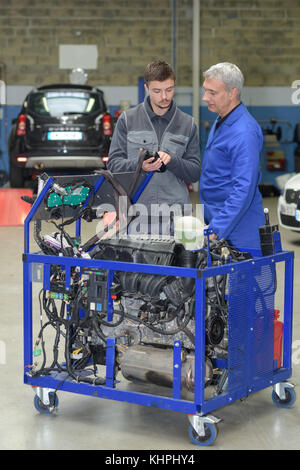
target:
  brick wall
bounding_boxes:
[197,0,300,87]
[0,0,299,87]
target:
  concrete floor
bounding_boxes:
[0,194,299,450]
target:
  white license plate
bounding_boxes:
[47,131,83,141]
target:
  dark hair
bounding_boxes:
[144,60,176,85]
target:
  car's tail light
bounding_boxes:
[102,114,113,136]
[16,156,28,163]
[16,114,27,136]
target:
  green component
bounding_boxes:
[47,185,90,208]
[82,287,88,296]
[33,348,42,357]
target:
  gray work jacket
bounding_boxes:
[108,97,201,212]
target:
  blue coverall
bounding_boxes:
[199,103,265,255]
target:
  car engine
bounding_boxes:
[32,232,250,392]
[28,173,252,394]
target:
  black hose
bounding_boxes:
[64,323,106,385]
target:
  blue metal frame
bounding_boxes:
[23,178,295,418]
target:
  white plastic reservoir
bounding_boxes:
[174,216,206,250]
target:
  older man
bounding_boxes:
[200,62,265,254]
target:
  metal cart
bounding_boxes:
[23,174,295,446]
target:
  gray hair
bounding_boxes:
[203,62,244,98]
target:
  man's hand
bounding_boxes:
[209,233,218,240]
[142,155,162,172]
[141,150,171,172]
[157,151,171,165]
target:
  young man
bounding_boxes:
[107,60,201,234]
[200,62,265,254]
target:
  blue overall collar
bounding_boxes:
[215,102,242,130]
[207,102,245,148]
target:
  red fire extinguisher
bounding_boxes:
[274,309,283,369]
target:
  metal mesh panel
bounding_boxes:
[227,266,252,392]
[252,263,276,381]
[227,261,276,394]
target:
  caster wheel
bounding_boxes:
[188,422,218,446]
[272,386,296,408]
[34,392,59,414]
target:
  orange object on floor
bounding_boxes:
[0,188,33,226]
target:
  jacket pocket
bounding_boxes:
[127,131,156,159]
[162,132,189,158]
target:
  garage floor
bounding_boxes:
[0,194,299,450]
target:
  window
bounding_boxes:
[29,90,102,117]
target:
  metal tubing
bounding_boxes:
[43,263,51,291]
[106,269,114,322]
[26,374,197,414]
[283,255,294,370]
[194,275,205,411]
[25,252,197,279]
[64,264,71,292]
[24,177,53,254]
[106,337,115,388]
[172,0,177,76]
[246,261,255,390]
[192,0,200,128]
[23,259,33,378]
[131,172,153,204]
[173,341,182,399]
